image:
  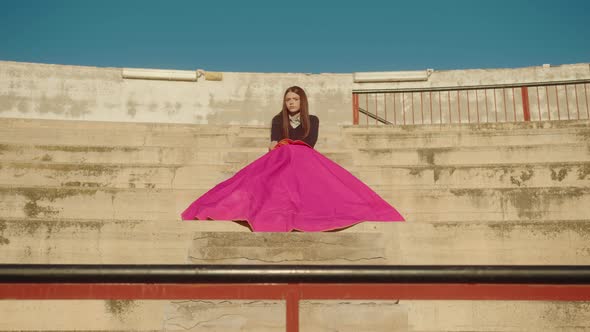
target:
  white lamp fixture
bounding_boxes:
[122,68,197,81]
[353,69,432,83]
[122,68,223,81]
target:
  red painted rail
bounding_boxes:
[2,283,590,332]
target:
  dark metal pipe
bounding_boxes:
[1,265,589,284]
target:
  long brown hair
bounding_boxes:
[281,86,310,139]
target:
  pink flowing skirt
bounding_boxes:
[181,140,404,232]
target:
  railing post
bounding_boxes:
[522,86,531,121]
[286,284,300,332]
[352,93,359,125]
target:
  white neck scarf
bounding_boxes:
[289,112,301,128]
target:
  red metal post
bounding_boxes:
[536,87,541,121]
[521,86,531,121]
[457,90,461,124]
[466,90,471,123]
[393,93,397,125]
[493,89,498,122]
[384,93,387,123]
[475,89,480,123]
[503,89,507,122]
[411,92,415,125]
[420,92,424,124]
[286,284,300,332]
[574,84,580,120]
[438,91,442,124]
[375,94,378,125]
[565,85,571,120]
[429,91,433,124]
[546,86,551,121]
[447,91,451,123]
[512,87,517,121]
[352,94,359,125]
[402,93,406,125]
[484,89,489,122]
[366,94,369,125]
[556,85,561,120]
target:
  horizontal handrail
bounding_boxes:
[353,79,590,94]
[1,265,590,284]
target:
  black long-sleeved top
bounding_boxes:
[271,113,319,148]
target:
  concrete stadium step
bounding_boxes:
[354,143,589,166]
[1,218,588,265]
[0,143,265,165]
[380,187,589,222]
[0,186,588,222]
[343,120,590,148]
[0,143,353,167]
[0,118,267,147]
[0,117,344,149]
[2,161,587,191]
[353,162,590,189]
[0,186,181,221]
[0,162,239,189]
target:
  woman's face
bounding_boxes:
[284,91,301,113]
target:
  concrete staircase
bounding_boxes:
[1,117,589,331]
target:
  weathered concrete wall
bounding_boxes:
[1,60,589,127]
[0,60,352,125]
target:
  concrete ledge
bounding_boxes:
[355,144,589,166]
[346,126,590,148]
[2,161,587,190]
[1,219,589,265]
[0,186,588,222]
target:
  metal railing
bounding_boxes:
[2,264,590,332]
[2,264,590,283]
[353,81,590,125]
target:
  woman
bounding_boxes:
[269,86,319,150]
[181,86,404,231]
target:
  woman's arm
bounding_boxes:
[306,116,319,148]
[270,115,282,151]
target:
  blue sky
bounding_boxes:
[0,0,588,73]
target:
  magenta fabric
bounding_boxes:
[181,140,404,232]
